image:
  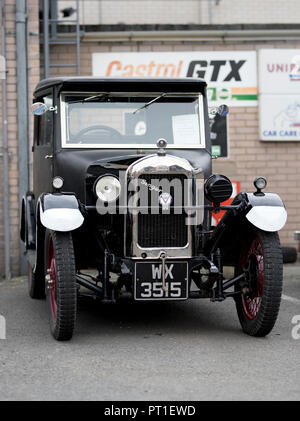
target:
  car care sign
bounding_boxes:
[92,51,257,107]
[259,49,300,141]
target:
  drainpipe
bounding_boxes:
[16,0,29,275]
[1,3,11,280]
[26,0,31,192]
[43,0,49,78]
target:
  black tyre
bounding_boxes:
[44,230,77,341]
[28,262,45,299]
[282,246,297,264]
[235,228,283,337]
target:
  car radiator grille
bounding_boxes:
[137,174,188,248]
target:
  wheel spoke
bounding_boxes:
[241,235,264,320]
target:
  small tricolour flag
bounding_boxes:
[231,87,258,101]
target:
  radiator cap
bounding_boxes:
[156,138,167,156]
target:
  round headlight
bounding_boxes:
[254,177,267,190]
[94,176,121,203]
[52,176,64,190]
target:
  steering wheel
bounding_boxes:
[74,125,122,143]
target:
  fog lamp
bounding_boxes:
[254,177,267,191]
[254,177,267,195]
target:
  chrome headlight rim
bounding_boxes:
[94,175,121,203]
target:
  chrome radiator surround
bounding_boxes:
[125,154,204,259]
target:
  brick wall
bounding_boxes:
[100,0,200,25]
[57,0,300,25]
[202,0,300,24]
[48,38,300,249]
[0,0,39,278]
[58,0,200,25]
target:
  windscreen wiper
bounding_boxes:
[132,93,166,114]
[69,93,110,104]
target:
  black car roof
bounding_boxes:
[34,77,207,96]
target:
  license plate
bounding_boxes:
[134,261,188,300]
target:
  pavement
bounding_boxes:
[0,263,299,401]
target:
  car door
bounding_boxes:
[32,91,54,199]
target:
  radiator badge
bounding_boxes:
[159,192,172,211]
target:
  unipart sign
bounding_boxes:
[259,49,300,141]
[92,51,257,107]
[259,49,300,94]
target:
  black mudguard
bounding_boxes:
[204,192,286,265]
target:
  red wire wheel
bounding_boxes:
[235,228,283,337]
[241,236,264,320]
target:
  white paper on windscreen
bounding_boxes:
[172,114,200,145]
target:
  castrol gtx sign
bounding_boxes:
[92,51,257,107]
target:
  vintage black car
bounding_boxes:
[21,77,287,341]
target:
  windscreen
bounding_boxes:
[61,93,205,148]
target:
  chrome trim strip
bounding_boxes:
[199,94,206,147]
